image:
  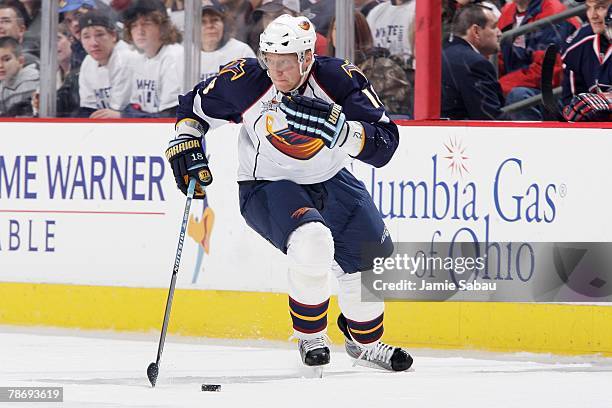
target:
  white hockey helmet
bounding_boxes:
[258,14,316,90]
[259,14,316,55]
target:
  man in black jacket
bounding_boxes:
[442,4,505,119]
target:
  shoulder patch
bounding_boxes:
[219,58,248,81]
[341,60,367,81]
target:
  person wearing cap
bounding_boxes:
[200,0,255,82]
[120,0,183,117]
[77,10,137,118]
[59,0,97,71]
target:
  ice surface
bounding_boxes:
[1,327,611,408]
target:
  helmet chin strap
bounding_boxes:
[289,50,314,94]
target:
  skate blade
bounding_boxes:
[297,364,325,378]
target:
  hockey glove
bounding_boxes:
[165,135,212,199]
[279,95,349,148]
[562,92,612,122]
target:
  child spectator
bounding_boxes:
[121,0,184,117]
[77,10,136,118]
[0,36,39,116]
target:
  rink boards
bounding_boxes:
[0,119,611,356]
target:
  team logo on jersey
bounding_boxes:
[265,115,324,160]
[341,60,367,80]
[219,59,247,81]
[261,98,279,113]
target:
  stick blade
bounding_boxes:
[147,362,159,387]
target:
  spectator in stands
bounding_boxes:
[19,0,40,57]
[355,0,385,18]
[60,0,97,71]
[31,21,81,117]
[219,0,256,43]
[0,36,38,116]
[200,0,255,82]
[327,12,412,116]
[561,0,612,121]
[498,0,580,120]
[120,0,183,118]
[0,2,37,64]
[443,0,501,42]
[249,0,328,55]
[77,10,136,118]
[441,4,506,119]
[366,0,416,71]
[299,0,334,36]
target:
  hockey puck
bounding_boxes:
[201,384,221,392]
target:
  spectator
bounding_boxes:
[77,10,136,118]
[441,4,506,119]
[200,0,255,82]
[249,0,328,55]
[327,12,412,116]
[366,0,416,70]
[300,0,334,36]
[19,0,41,57]
[497,0,580,120]
[561,0,611,121]
[0,36,38,116]
[443,0,501,42]
[0,2,37,65]
[219,0,256,43]
[561,0,611,104]
[59,0,97,71]
[355,0,385,18]
[121,0,183,118]
[56,22,80,116]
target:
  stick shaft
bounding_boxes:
[154,178,197,366]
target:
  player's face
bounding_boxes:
[476,10,501,56]
[130,15,162,57]
[586,0,610,34]
[0,47,23,81]
[201,12,224,52]
[0,8,25,41]
[81,26,117,65]
[57,32,72,65]
[263,52,310,92]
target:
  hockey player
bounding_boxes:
[165,14,413,371]
[561,0,612,121]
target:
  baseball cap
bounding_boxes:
[255,0,300,15]
[78,10,115,31]
[122,0,168,22]
[201,0,226,16]
[58,0,96,13]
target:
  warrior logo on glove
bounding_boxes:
[166,135,212,199]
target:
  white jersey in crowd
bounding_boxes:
[367,0,416,68]
[199,38,255,82]
[79,40,137,110]
[130,43,184,113]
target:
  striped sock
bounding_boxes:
[289,296,329,335]
[346,313,384,345]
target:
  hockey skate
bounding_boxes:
[337,314,413,371]
[297,336,330,367]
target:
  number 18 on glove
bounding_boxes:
[165,136,212,199]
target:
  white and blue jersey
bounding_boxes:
[561,23,612,105]
[176,56,400,184]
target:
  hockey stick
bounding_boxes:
[147,178,197,387]
[541,43,563,120]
